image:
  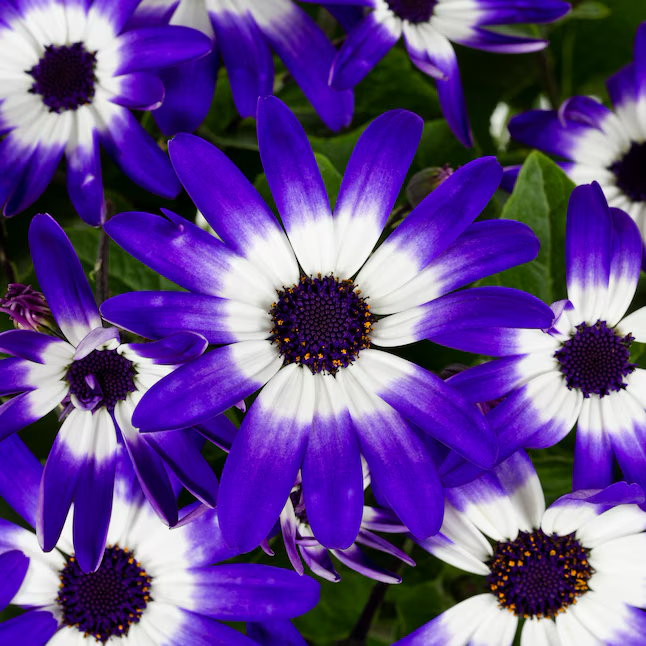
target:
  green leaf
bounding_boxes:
[568,1,611,20]
[478,151,574,303]
[64,227,183,297]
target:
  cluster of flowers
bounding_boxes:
[0,1,645,644]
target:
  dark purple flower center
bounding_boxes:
[57,546,152,642]
[28,42,97,113]
[554,320,635,398]
[609,141,646,202]
[486,530,592,619]
[386,0,437,23]
[269,275,375,375]
[65,348,136,411]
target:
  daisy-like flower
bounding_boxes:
[508,22,646,254]
[275,468,414,583]
[445,182,646,492]
[129,0,353,134]
[0,214,228,573]
[101,96,552,553]
[0,0,211,225]
[0,435,318,645]
[396,450,646,645]
[303,0,570,146]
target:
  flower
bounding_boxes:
[0,214,228,573]
[275,467,415,583]
[313,0,569,146]
[0,435,318,645]
[508,22,646,255]
[0,0,211,225]
[395,450,646,645]
[101,96,551,553]
[0,284,52,332]
[130,0,353,134]
[446,183,646,492]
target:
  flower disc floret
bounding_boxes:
[386,0,437,23]
[486,530,592,619]
[28,42,97,113]
[65,348,136,411]
[554,320,636,398]
[608,141,646,202]
[269,275,375,375]
[56,545,152,642]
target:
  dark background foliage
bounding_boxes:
[1,1,645,643]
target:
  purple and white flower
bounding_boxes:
[101,96,551,553]
[0,0,211,225]
[508,22,646,254]
[276,467,414,583]
[130,0,353,134]
[0,435,318,645]
[307,0,570,146]
[447,183,646,492]
[0,214,226,573]
[397,450,646,645]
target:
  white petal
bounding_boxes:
[616,306,646,342]
[576,504,646,548]
[521,617,562,646]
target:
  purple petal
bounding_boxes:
[194,414,238,452]
[357,158,502,300]
[0,358,36,396]
[0,611,58,645]
[0,329,70,364]
[218,365,311,552]
[101,291,243,343]
[301,375,363,549]
[0,385,67,442]
[373,286,553,347]
[209,8,273,117]
[254,1,353,131]
[339,369,444,539]
[28,214,101,346]
[355,528,414,566]
[605,207,643,326]
[573,400,613,491]
[167,133,298,286]
[0,434,42,528]
[299,544,340,582]
[565,182,612,319]
[508,108,592,160]
[179,507,239,566]
[171,608,257,645]
[113,25,212,75]
[403,27,471,146]
[73,449,117,573]
[257,96,334,275]
[115,402,178,526]
[330,12,400,90]
[153,50,218,135]
[123,331,207,364]
[144,428,219,507]
[105,211,275,304]
[452,26,547,54]
[332,543,402,584]
[73,326,120,360]
[98,108,181,199]
[89,0,141,33]
[4,140,65,217]
[246,620,306,646]
[474,0,570,24]
[354,350,497,469]
[37,409,92,552]
[188,563,319,620]
[132,341,282,432]
[334,109,423,277]
[65,116,105,226]
[109,71,165,110]
[0,550,29,610]
[607,63,637,112]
